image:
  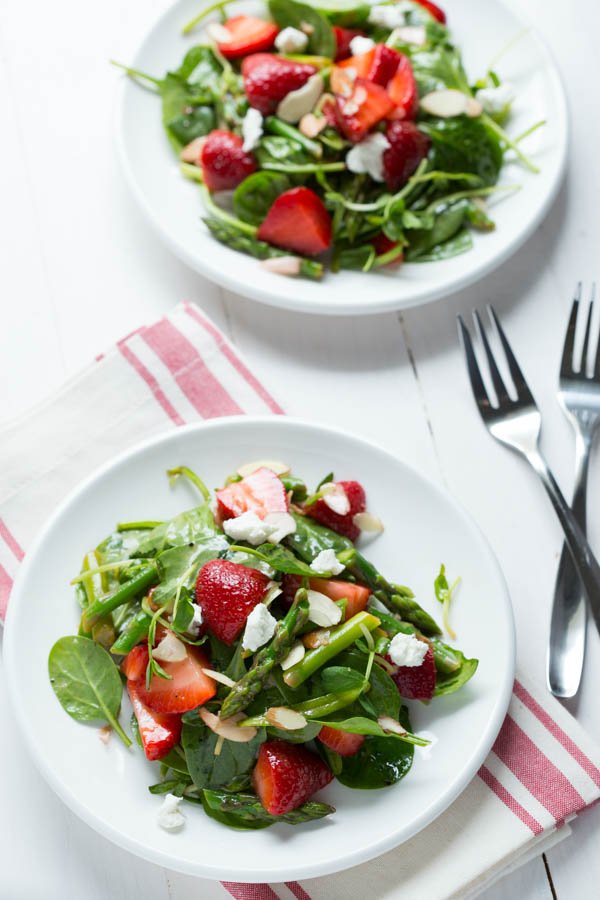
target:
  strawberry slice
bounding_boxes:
[367,44,401,86]
[216,466,288,521]
[414,0,446,23]
[196,558,270,645]
[318,725,365,756]
[134,644,216,714]
[332,26,365,61]
[121,644,148,681]
[387,55,419,119]
[257,187,331,256]
[383,120,431,191]
[242,53,317,116]
[217,15,279,59]
[252,740,333,814]
[307,479,366,541]
[201,130,256,192]
[281,574,370,619]
[387,645,437,700]
[127,680,182,761]
[330,48,375,94]
[334,78,395,142]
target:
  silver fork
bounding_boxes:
[548,285,600,697]
[457,305,600,641]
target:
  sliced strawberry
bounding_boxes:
[200,130,256,192]
[414,0,446,23]
[121,644,148,681]
[387,55,419,119]
[321,98,338,128]
[307,479,366,541]
[216,466,288,521]
[334,78,395,142]
[218,15,279,59]
[371,232,403,265]
[242,53,317,116]
[252,740,333,815]
[333,26,365,61]
[257,187,331,256]
[387,645,436,700]
[318,725,365,756]
[196,558,270,645]
[367,44,401,86]
[135,645,216,714]
[383,120,430,191]
[336,48,376,79]
[128,680,182,761]
[310,577,370,619]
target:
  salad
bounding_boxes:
[49,461,477,832]
[116,0,541,281]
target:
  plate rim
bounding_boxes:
[3,415,516,880]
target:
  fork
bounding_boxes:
[548,286,600,697]
[457,305,600,640]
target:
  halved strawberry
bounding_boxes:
[414,0,446,23]
[242,53,317,116]
[332,26,365,61]
[216,466,288,521]
[121,644,148,681]
[127,680,182,761]
[257,187,331,256]
[252,740,333,814]
[334,78,395,142]
[387,55,419,119]
[196,558,270,645]
[217,15,279,59]
[134,645,216,714]
[307,479,366,541]
[318,725,365,756]
[367,44,401,86]
[387,645,437,700]
[200,130,256,192]
[383,120,430,191]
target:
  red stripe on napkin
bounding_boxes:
[0,563,14,620]
[0,517,24,561]
[222,883,281,900]
[478,765,543,834]
[118,342,185,426]
[285,882,313,900]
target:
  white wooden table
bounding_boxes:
[1,0,599,895]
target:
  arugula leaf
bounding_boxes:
[268,0,336,58]
[181,712,266,791]
[233,171,294,227]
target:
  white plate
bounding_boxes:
[4,417,514,881]
[116,0,567,315]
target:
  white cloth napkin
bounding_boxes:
[2,301,599,900]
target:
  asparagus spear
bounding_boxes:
[203,218,324,280]
[241,687,364,726]
[81,565,158,631]
[110,607,152,656]
[201,790,335,826]
[220,589,310,719]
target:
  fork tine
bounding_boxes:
[472,310,511,406]
[580,285,594,375]
[560,284,581,378]
[487,305,535,403]
[457,315,492,416]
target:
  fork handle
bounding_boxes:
[546,432,590,698]
[526,446,600,636]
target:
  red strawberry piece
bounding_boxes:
[252,740,333,815]
[387,55,419,119]
[134,644,216,714]
[383,120,431,191]
[242,53,317,116]
[321,98,338,128]
[216,465,289,521]
[414,0,446,24]
[334,78,395,142]
[318,725,365,757]
[196,558,270,645]
[387,645,436,700]
[257,187,331,256]
[371,232,403,265]
[121,644,148,681]
[200,130,256,192]
[280,574,370,619]
[307,479,366,542]
[218,15,279,59]
[128,679,182,761]
[336,48,375,79]
[332,26,365,62]
[367,44,401,86]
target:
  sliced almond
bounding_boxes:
[299,113,327,139]
[201,668,236,688]
[206,22,232,43]
[261,256,302,276]
[303,627,331,649]
[280,640,305,670]
[199,708,257,742]
[465,96,483,117]
[307,590,343,627]
[377,715,407,736]
[236,459,291,477]
[420,89,481,118]
[98,725,112,745]
[265,707,308,731]
[300,21,314,34]
[153,631,187,663]
[353,511,384,533]
[179,136,207,164]
[276,73,324,124]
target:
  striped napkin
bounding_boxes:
[1,301,599,899]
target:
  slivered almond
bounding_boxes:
[420,89,481,118]
[303,628,331,649]
[280,640,305,670]
[201,668,236,688]
[206,22,232,42]
[153,631,187,663]
[179,136,207,164]
[276,73,324,124]
[353,512,384,533]
[299,113,327,138]
[300,21,314,34]
[261,256,302,276]
[236,459,291,477]
[98,725,112,745]
[265,707,308,730]
[199,708,257,742]
[377,715,407,736]
[307,590,343,627]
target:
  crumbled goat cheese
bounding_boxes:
[242,107,263,152]
[222,510,277,546]
[275,25,309,53]
[476,83,515,115]
[242,603,277,652]
[388,632,428,667]
[349,35,375,55]
[187,603,204,636]
[264,511,297,543]
[346,132,390,182]
[157,793,185,831]
[310,548,345,575]
[368,2,414,29]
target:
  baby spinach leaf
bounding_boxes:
[233,171,294,226]
[229,542,317,577]
[405,199,470,260]
[48,636,131,746]
[333,707,414,788]
[408,45,469,95]
[420,117,503,187]
[201,789,335,829]
[336,649,401,719]
[321,666,366,693]
[167,105,215,145]
[267,721,323,743]
[408,227,473,261]
[175,45,222,84]
[134,506,224,557]
[286,512,353,562]
[269,0,336,58]
[181,713,266,791]
[152,533,229,609]
[255,135,311,167]
[434,652,478,696]
[281,473,308,501]
[300,0,372,28]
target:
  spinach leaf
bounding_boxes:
[321,666,366,693]
[434,651,478,696]
[181,712,266,790]
[167,105,215,145]
[420,117,503,187]
[255,135,311,168]
[336,649,401,719]
[48,636,131,746]
[285,512,353,562]
[152,533,229,610]
[333,707,414,788]
[300,0,372,28]
[267,721,323,743]
[228,542,318,577]
[134,506,225,558]
[280,474,308,501]
[404,199,470,260]
[175,45,222,85]
[269,0,336,58]
[201,789,334,829]
[408,45,469,95]
[233,171,294,226]
[407,227,473,261]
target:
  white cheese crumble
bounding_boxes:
[157,793,185,831]
[264,511,297,543]
[187,603,204,637]
[476,83,515,115]
[242,603,277,651]
[310,548,345,575]
[388,632,428,668]
[368,2,414,29]
[222,510,276,545]
[241,107,263,152]
[349,35,376,56]
[275,25,309,54]
[346,132,390,182]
